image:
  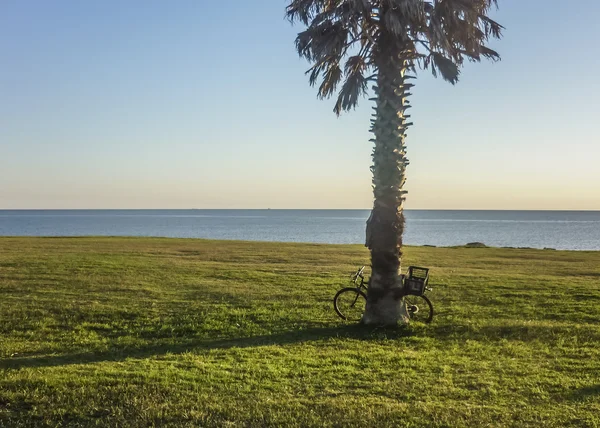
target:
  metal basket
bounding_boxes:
[403,266,429,296]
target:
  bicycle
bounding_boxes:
[333,265,434,323]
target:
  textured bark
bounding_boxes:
[363,36,412,326]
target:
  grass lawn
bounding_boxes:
[1,237,599,427]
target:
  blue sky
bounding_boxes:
[1,0,598,209]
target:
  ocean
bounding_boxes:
[0,210,599,251]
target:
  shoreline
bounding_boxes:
[1,235,599,252]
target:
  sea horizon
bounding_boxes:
[1,209,599,250]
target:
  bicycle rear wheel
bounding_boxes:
[333,288,367,321]
[405,295,434,323]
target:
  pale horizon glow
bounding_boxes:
[1,0,599,210]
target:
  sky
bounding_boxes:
[1,0,599,210]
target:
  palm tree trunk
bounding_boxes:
[362,46,413,326]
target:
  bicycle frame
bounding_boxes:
[352,266,432,294]
[352,267,432,298]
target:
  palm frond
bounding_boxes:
[479,45,500,61]
[286,0,321,25]
[287,0,503,113]
[295,20,349,62]
[318,63,343,98]
[478,15,504,39]
[332,54,369,115]
[431,52,460,84]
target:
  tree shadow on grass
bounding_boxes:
[6,320,593,371]
[569,385,600,401]
[428,322,600,343]
[0,324,414,370]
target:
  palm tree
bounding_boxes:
[287,0,503,325]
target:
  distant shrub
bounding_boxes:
[465,242,487,248]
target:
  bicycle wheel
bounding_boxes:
[405,295,434,323]
[333,288,367,321]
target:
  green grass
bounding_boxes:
[1,237,599,427]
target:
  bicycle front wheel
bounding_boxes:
[405,295,434,324]
[333,288,367,322]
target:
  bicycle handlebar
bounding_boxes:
[351,266,366,283]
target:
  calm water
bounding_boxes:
[1,210,599,251]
